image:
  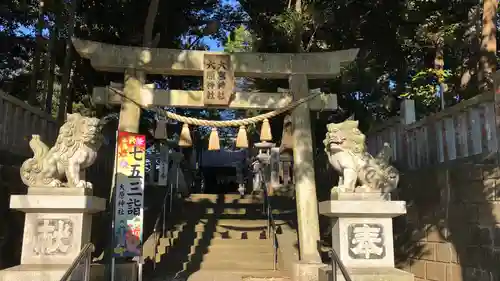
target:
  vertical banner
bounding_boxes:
[203,53,234,106]
[113,131,146,257]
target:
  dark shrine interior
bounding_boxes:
[201,166,240,194]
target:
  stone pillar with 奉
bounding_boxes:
[318,119,414,281]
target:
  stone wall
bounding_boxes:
[395,155,500,281]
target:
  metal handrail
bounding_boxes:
[255,157,279,271]
[319,241,353,281]
[59,243,95,281]
[262,181,279,271]
[153,188,173,268]
[329,247,353,281]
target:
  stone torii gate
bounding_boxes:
[72,38,358,274]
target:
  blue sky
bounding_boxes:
[15,25,223,51]
[202,0,239,51]
[13,0,238,51]
[203,38,223,51]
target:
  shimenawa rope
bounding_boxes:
[109,87,322,127]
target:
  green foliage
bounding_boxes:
[237,0,499,128]
[1,0,498,136]
[401,68,452,115]
[225,25,253,53]
[0,0,246,139]
[271,9,305,39]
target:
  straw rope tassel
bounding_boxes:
[260,118,272,142]
[178,124,193,147]
[235,125,249,148]
[208,128,220,150]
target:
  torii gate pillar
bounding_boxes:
[289,74,322,264]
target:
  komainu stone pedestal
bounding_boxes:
[318,197,414,281]
[0,188,106,281]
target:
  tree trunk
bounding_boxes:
[66,82,74,114]
[143,0,160,47]
[57,0,79,121]
[478,0,498,91]
[117,0,161,133]
[44,24,58,114]
[459,4,481,94]
[293,0,303,52]
[28,0,45,105]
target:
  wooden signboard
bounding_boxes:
[203,53,234,106]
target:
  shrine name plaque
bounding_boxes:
[203,53,234,106]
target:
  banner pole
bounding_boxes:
[108,130,119,281]
[111,257,116,281]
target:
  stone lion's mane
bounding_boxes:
[323,119,400,194]
[50,114,101,166]
[323,120,367,155]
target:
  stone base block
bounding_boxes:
[26,187,93,196]
[10,194,106,213]
[0,263,136,281]
[318,267,414,281]
[318,200,406,219]
[292,262,327,281]
[330,192,390,201]
[21,212,92,265]
[9,194,106,265]
[0,265,68,281]
[318,200,407,269]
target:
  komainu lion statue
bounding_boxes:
[323,119,399,197]
[20,113,104,188]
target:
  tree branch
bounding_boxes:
[305,25,318,52]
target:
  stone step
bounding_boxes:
[174,210,293,221]
[153,220,284,245]
[147,269,289,281]
[197,259,276,271]
[161,229,268,240]
[152,235,274,263]
[158,236,272,249]
[160,258,277,273]
[161,220,277,233]
[160,242,274,256]
[170,221,276,233]
[159,249,275,263]
[177,213,268,221]
[203,208,253,215]
[186,194,264,204]
[181,219,281,228]
[185,194,295,207]
[156,240,274,263]
[188,207,295,216]
[191,269,289,280]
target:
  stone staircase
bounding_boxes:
[143,193,295,281]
